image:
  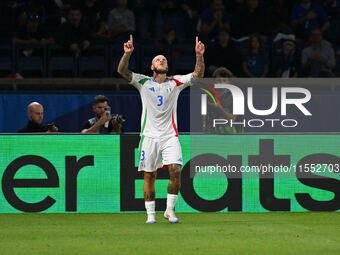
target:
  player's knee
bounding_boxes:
[144,172,157,183]
[173,168,181,178]
[169,164,181,178]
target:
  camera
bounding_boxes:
[104,107,126,123]
[46,123,54,130]
[112,114,126,123]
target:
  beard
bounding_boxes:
[153,66,168,74]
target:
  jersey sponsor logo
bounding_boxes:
[149,87,155,92]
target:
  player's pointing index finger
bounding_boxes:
[130,34,133,43]
[196,36,198,44]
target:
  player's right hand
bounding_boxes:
[124,34,134,54]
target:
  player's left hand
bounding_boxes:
[195,36,205,56]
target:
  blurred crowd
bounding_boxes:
[0,0,340,77]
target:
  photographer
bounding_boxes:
[18,102,58,133]
[81,95,123,134]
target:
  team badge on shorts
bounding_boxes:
[140,161,145,168]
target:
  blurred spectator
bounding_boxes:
[318,0,340,44]
[155,27,179,58]
[81,0,107,40]
[47,0,67,10]
[48,0,71,20]
[231,0,267,38]
[242,34,269,77]
[226,0,245,14]
[42,0,66,31]
[0,0,26,38]
[156,0,198,38]
[301,28,336,77]
[159,1,180,30]
[12,13,54,56]
[132,0,162,39]
[158,27,178,45]
[318,0,340,18]
[180,1,199,22]
[195,0,212,12]
[206,28,243,76]
[202,67,241,134]
[291,0,330,39]
[106,0,135,40]
[213,66,234,78]
[81,95,123,134]
[266,0,294,36]
[18,102,58,133]
[56,6,91,56]
[197,0,230,42]
[179,0,200,37]
[272,40,299,77]
[23,0,46,25]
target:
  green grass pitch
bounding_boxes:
[0,212,339,255]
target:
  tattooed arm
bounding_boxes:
[192,36,205,79]
[117,34,134,82]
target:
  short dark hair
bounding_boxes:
[246,33,265,55]
[94,95,108,105]
[218,28,230,35]
[68,6,82,15]
[163,26,175,35]
[213,67,233,78]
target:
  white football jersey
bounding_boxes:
[130,72,192,138]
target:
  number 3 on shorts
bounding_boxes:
[157,96,163,106]
[141,150,145,161]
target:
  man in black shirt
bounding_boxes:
[56,6,91,55]
[18,102,58,133]
[206,28,243,76]
[12,13,54,56]
[81,95,122,134]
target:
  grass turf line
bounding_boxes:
[0,212,339,255]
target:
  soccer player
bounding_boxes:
[117,35,205,223]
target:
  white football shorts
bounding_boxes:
[138,136,183,172]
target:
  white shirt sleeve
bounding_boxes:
[172,73,193,91]
[129,73,151,91]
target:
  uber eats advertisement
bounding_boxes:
[0,134,339,213]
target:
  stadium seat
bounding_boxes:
[335,46,340,76]
[140,39,161,75]
[47,45,76,77]
[79,44,108,77]
[0,41,14,77]
[14,45,46,77]
[110,42,138,77]
[171,40,196,74]
[325,17,340,45]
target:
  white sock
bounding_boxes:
[166,194,178,211]
[145,201,155,220]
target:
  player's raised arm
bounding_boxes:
[117,34,134,82]
[192,36,205,79]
